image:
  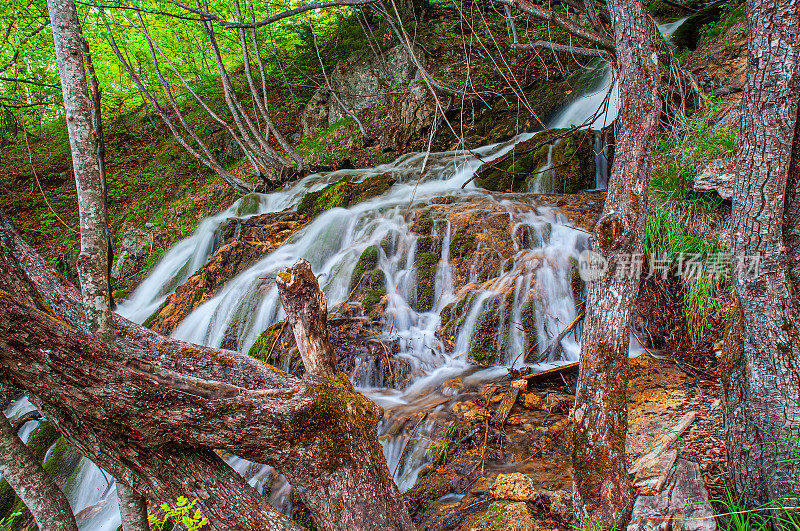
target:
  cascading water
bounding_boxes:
[23,21,691,525]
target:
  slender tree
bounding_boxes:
[569,0,661,525]
[722,0,800,516]
[0,413,78,531]
[48,1,150,528]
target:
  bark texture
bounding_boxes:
[724,0,800,512]
[0,214,414,531]
[276,259,339,378]
[47,0,112,342]
[570,0,661,524]
[0,413,78,531]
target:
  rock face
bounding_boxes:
[693,155,735,200]
[296,174,396,218]
[474,128,605,194]
[301,45,426,137]
[112,227,154,280]
[144,210,308,333]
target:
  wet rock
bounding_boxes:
[522,393,546,410]
[144,211,307,333]
[460,500,537,531]
[693,155,735,200]
[474,128,599,194]
[296,174,395,218]
[491,473,536,502]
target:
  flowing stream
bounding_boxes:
[7,23,685,526]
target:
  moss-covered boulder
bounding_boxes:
[296,174,395,218]
[474,128,597,194]
[349,245,387,321]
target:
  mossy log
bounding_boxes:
[0,214,413,531]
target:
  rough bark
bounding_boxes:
[570,0,661,524]
[723,0,800,514]
[276,259,339,378]
[0,214,414,531]
[0,413,78,531]
[117,482,149,531]
[48,0,112,342]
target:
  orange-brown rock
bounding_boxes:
[146,210,308,334]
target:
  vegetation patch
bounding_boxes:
[296,174,396,219]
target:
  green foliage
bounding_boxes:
[148,497,208,531]
[427,423,457,465]
[699,0,745,43]
[0,510,23,531]
[572,516,620,531]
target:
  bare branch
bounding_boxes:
[495,0,616,52]
[176,0,378,29]
[512,40,613,61]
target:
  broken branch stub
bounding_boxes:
[276,259,338,377]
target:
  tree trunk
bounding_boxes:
[47,0,112,342]
[0,214,414,531]
[723,0,800,514]
[0,413,78,531]
[570,0,661,525]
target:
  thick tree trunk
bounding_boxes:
[0,214,414,531]
[570,0,661,525]
[0,413,78,531]
[723,0,800,514]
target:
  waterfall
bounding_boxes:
[33,20,689,520]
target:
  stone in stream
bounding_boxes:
[143,210,308,333]
[473,128,604,194]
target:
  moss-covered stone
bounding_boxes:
[474,128,595,194]
[248,323,284,363]
[350,245,380,290]
[449,226,477,259]
[235,193,261,216]
[296,174,395,218]
[468,299,502,366]
[416,251,439,313]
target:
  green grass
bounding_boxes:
[699,0,746,44]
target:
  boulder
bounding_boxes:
[301,45,426,137]
[693,155,735,200]
[112,227,154,280]
[491,472,536,502]
[474,128,601,194]
[208,128,244,163]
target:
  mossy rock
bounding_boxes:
[248,323,285,364]
[474,129,596,193]
[671,0,726,50]
[350,245,380,291]
[235,193,261,216]
[349,245,387,320]
[449,226,477,259]
[297,174,395,218]
[416,251,439,313]
[411,210,434,235]
[468,299,503,366]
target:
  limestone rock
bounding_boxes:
[693,156,735,200]
[491,473,536,502]
[301,45,425,137]
[523,393,545,410]
[460,500,537,531]
[112,227,154,280]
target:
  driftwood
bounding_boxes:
[0,213,414,531]
[629,411,697,476]
[491,379,527,426]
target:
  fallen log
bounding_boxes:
[0,213,413,531]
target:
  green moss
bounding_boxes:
[468,300,502,366]
[411,210,434,235]
[235,193,261,216]
[350,245,380,291]
[361,271,387,320]
[296,174,395,219]
[416,251,439,313]
[247,323,283,362]
[449,227,477,259]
